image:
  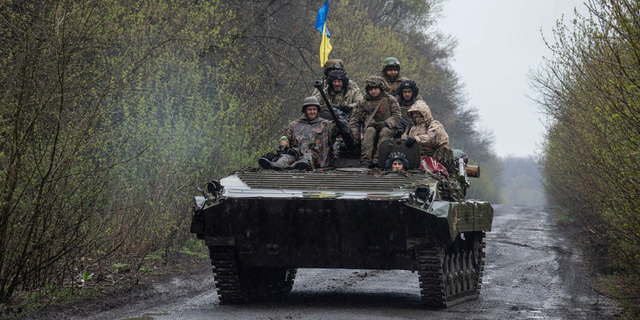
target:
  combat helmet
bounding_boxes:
[396,79,419,99]
[327,69,349,92]
[301,96,321,113]
[364,75,389,93]
[385,152,410,170]
[382,57,400,71]
[323,59,345,77]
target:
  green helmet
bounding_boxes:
[301,96,320,113]
[323,59,345,76]
[382,57,400,71]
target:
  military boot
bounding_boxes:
[291,160,311,171]
[258,157,283,171]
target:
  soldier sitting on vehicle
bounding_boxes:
[312,61,363,116]
[349,75,401,168]
[380,57,410,98]
[396,80,424,133]
[385,152,409,172]
[258,97,332,171]
[401,99,453,168]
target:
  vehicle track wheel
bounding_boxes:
[462,250,472,291]
[444,254,454,296]
[454,252,462,294]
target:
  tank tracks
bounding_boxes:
[418,231,486,308]
[209,232,485,307]
[208,246,296,304]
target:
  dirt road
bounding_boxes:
[57,205,622,319]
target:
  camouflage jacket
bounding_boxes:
[401,99,449,153]
[312,79,363,112]
[381,71,409,98]
[398,94,424,125]
[279,115,332,167]
[349,92,401,137]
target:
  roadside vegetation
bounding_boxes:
[0,0,503,315]
[531,0,640,316]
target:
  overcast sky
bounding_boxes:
[438,0,589,158]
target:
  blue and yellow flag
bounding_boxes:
[315,0,332,67]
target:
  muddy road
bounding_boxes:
[73,205,621,319]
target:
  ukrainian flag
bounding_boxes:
[315,0,332,67]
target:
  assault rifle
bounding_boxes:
[313,80,357,150]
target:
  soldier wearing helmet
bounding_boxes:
[259,97,332,171]
[401,97,451,167]
[396,79,425,132]
[312,59,363,114]
[381,57,410,97]
[349,75,401,167]
[322,58,345,77]
[385,152,409,172]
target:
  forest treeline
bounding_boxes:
[531,0,640,310]
[0,0,502,303]
[500,156,545,206]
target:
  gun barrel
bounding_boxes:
[313,80,356,150]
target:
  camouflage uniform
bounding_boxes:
[401,100,451,166]
[380,57,410,98]
[312,79,363,112]
[382,72,410,98]
[349,76,401,164]
[396,79,423,123]
[275,114,332,169]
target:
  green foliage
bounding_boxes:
[532,0,640,312]
[111,263,129,269]
[0,0,503,304]
[82,272,94,283]
[137,266,156,274]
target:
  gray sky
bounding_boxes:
[438,0,589,157]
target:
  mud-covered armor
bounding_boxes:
[190,81,493,308]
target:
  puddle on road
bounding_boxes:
[120,311,170,320]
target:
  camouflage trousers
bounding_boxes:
[274,152,315,169]
[361,127,394,163]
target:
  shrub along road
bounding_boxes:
[22,205,622,319]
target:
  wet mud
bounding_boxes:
[18,205,623,320]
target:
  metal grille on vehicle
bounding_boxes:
[236,172,432,191]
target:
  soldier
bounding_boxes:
[385,152,409,172]
[349,75,401,167]
[314,69,363,117]
[380,57,410,97]
[259,97,332,171]
[396,79,424,133]
[322,58,345,77]
[401,99,452,166]
[312,60,362,115]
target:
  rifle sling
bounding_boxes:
[363,98,385,130]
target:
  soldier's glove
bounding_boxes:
[337,105,351,114]
[284,147,297,157]
[278,137,289,149]
[374,121,388,131]
[405,136,416,147]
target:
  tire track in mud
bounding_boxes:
[18,205,623,320]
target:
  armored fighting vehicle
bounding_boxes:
[189,83,493,308]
